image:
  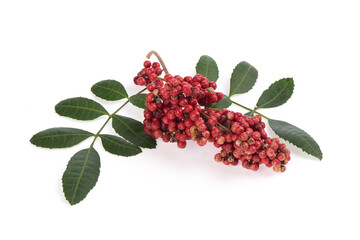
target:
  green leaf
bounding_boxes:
[244,111,254,117]
[112,115,156,149]
[229,61,258,97]
[62,148,101,205]
[268,119,322,160]
[55,97,109,120]
[208,95,232,109]
[91,80,128,101]
[256,78,294,109]
[30,127,93,148]
[195,55,219,82]
[129,93,146,109]
[100,134,142,157]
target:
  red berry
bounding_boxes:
[167,110,176,120]
[147,83,156,92]
[266,148,275,158]
[175,108,183,118]
[214,153,222,162]
[211,127,220,138]
[222,143,234,153]
[179,98,188,106]
[164,74,173,82]
[178,134,187,142]
[252,131,261,140]
[239,132,248,141]
[162,135,170,143]
[277,152,286,161]
[184,104,194,113]
[270,141,278,151]
[216,92,223,101]
[272,159,281,167]
[225,134,232,143]
[230,159,239,166]
[216,136,226,145]
[155,67,162,75]
[248,145,257,154]
[153,129,162,139]
[149,73,157,82]
[240,142,249,151]
[197,137,207,146]
[208,116,218,126]
[137,77,146,86]
[161,116,169,124]
[202,130,210,138]
[146,68,155,75]
[209,81,217,90]
[144,109,153,120]
[189,110,200,121]
[184,118,194,128]
[258,150,267,159]
[148,103,157,112]
[197,123,207,132]
[260,157,270,165]
[177,141,186,149]
[146,93,155,102]
[152,62,160,68]
[177,122,185,130]
[250,163,259,171]
[144,60,151,68]
[209,94,218,103]
[151,120,161,130]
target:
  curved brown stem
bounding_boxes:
[146,50,169,74]
[200,112,232,134]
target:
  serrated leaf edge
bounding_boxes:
[229,61,257,97]
[100,134,142,156]
[196,55,219,82]
[112,115,156,149]
[30,128,94,149]
[62,148,100,205]
[256,78,294,109]
[91,80,128,100]
[269,119,322,160]
[55,97,109,119]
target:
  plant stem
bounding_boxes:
[230,100,269,120]
[89,87,147,147]
[146,50,169,74]
[200,112,232,133]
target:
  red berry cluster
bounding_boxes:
[202,109,290,172]
[134,60,290,172]
[133,60,163,87]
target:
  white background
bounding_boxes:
[1,0,359,239]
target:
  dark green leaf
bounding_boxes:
[268,119,322,160]
[30,127,93,148]
[100,134,142,156]
[208,95,232,109]
[129,93,146,109]
[229,61,258,97]
[112,115,156,149]
[55,97,109,120]
[62,148,100,205]
[91,80,128,101]
[256,78,294,109]
[244,111,254,117]
[196,55,219,82]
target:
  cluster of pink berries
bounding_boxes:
[134,60,290,172]
[203,109,290,172]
